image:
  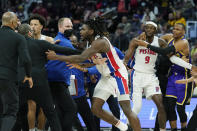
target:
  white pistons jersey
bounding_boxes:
[40,35,46,40]
[93,37,127,77]
[133,36,159,74]
[92,36,130,100]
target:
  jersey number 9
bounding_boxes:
[145,56,150,64]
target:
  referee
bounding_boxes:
[0,12,32,131]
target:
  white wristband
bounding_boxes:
[169,55,192,70]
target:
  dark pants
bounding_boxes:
[12,83,29,131]
[23,81,62,131]
[73,115,84,131]
[154,74,168,131]
[49,82,77,131]
[12,103,28,131]
[187,105,197,131]
[88,82,120,131]
[0,80,19,131]
[73,95,97,131]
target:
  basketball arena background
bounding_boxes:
[1,0,197,130]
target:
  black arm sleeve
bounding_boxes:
[18,36,32,77]
[41,41,82,55]
[147,44,176,56]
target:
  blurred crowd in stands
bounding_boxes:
[0,0,197,55]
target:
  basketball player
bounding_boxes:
[29,14,54,42]
[124,21,167,131]
[46,18,141,131]
[28,14,54,131]
[135,23,195,131]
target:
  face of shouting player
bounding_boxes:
[80,24,94,41]
[172,23,185,39]
[144,24,156,38]
[30,19,43,36]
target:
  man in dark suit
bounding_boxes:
[0,12,32,131]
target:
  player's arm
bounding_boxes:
[157,38,192,70]
[46,39,109,63]
[79,63,95,68]
[160,34,173,43]
[176,77,194,84]
[134,39,176,56]
[40,40,82,55]
[124,39,138,65]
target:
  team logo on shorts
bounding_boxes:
[156,87,160,92]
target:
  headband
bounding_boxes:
[145,21,157,29]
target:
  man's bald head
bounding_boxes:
[2,12,18,29]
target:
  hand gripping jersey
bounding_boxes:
[133,36,159,73]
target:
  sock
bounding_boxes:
[181,127,187,131]
[29,128,35,131]
[171,128,177,131]
[160,129,166,131]
[115,120,128,131]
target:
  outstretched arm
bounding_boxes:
[46,39,109,63]
[176,77,194,84]
[40,40,82,55]
[134,39,176,56]
[124,39,138,65]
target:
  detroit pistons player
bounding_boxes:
[46,18,141,131]
[124,21,167,131]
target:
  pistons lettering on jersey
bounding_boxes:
[139,49,156,55]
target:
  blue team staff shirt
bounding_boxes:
[46,32,75,85]
[71,68,87,99]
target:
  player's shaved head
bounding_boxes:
[2,12,17,25]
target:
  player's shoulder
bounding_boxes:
[160,33,173,42]
[45,36,54,43]
[180,38,189,45]
[93,37,108,45]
